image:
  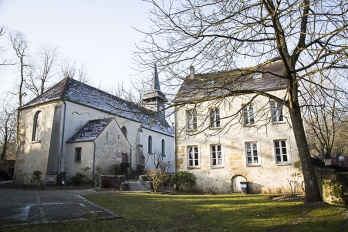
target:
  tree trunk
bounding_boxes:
[290,102,322,202]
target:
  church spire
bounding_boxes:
[142,64,167,119]
[153,64,160,91]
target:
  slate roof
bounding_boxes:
[67,118,112,143]
[21,78,174,136]
[175,61,288,102]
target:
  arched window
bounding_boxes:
[148,135,152,153]
[32,111,42,141]
[161,139,165,157]
[121,126,127,138]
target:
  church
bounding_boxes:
[14,67,174,185]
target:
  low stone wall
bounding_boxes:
[95,175,129,190]
[315,167,347,205]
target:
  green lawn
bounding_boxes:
[2,193,348,232]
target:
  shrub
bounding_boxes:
[170,171,197,191]
[114,163,121,175]
[33,170,44,189]
[145,168,168,193]
[70,172,84,186]
[121,162,130,174]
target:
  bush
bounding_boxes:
[170,171,197,191]
[70,172,84,186]
[145,168,168,193]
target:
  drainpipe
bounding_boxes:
[92,141,96,177]
[129,147,132,173]
[58,100,67,175]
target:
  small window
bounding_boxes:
[243,105,255,126]
[270,102,284,123]
[210,108,221,128]
[161,139,166,157]
[148,135,152,154]
[121,126,127,138]
[75,147,82,162]
[188,146,199,167]
[211,145,223,167]
[245,142,259,165]
[274,140,289,164]
[106,132,108,139]
[186,110,197,130]
[32,111,42,141]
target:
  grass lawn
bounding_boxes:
[2,193,347,232]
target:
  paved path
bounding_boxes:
[0,187,121,227]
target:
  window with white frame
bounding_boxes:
[188,146,199,167]
[211,144,223,166]
[210,108,221,128]
[186,109,197,130]
[245,142,260,165]
[243,104,255,126]
[75,147,82,162]
[274,140,289,164]
[32,111,42,141]
[270,102,284,123]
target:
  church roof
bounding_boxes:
[67,118,112,143]
[21,78,174,136]
[175,61,288,102]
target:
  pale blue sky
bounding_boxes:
[0,0,153,99]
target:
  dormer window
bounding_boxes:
[253,73,262,79]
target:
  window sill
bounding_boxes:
[74,161,81,163]
[246,164,261,167]
[243,124,256,128]
[188,166,201,169]
[211,166,224,169]
[186,129,197,132]
[31,140,41,144]
[272,121,286,124]
[276,162,291,166]
[209,127,221,130]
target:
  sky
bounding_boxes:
[0,0,154,101]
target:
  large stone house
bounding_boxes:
[174,62,303,194]
[14,68,174,185]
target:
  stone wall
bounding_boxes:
[315,167,347,205]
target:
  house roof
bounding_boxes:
[22,77,174,136]
[175,61,288,102]
[67,118,113,143]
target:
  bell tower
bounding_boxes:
[142,64,167,120]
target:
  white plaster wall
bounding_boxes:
[62,102,173,173]
[142,128,175,173]
[175,90,303,194]
[65,141,94,177]
[62,102,141,172]
[14,101,62,184]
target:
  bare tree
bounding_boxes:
[0,26,14,67]
[25,44,59,97]
[9,31,30,108]
[302,72,347,159]
[0,102,16,161]
[135,0,348,202]
[9,31,31,148]
[60,57,91,84]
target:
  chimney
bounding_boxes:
[190,66,195,79]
